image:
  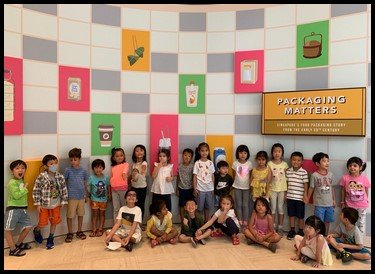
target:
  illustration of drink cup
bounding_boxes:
[185,81,198,107]
[98,124,114,147]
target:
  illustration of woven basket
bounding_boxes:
[303,32,322,58]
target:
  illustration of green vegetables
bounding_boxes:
[127,35,144,66]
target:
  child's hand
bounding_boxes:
[105,235,111,245]
[311,261,320,268]
[195,229,202,237]
[183,218,188,226]
[37,205,42,213]
[291,255,300,261]
[166,176,173,182]
[193,189,199,197]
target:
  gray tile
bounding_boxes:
[235,115,261,134]
[91,69,121,91]
[367,138,371,161]
[207,53,233,73]
[23,36,57,63]
[365,212,371,236]
[368,63,371,87]
[331,4,367,17]
[59,157,90,174]
[23,4,57,16]
[122,93,150,113]
[151,53,178,73]
[179,13,206,31]
[296,67,328,90]
[179,135,205,154]
[236,9,264,30]
[23,111,57,134]
[92,4,121,27]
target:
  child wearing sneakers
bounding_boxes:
[5,160,33,256]
[146,199,179,248]
[327,207,371,262]
[32,154,68,249]
[178,199,212,247]
[285,152,309,240]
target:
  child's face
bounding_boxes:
[134,147,145,161]
[291,156,303,170]
[159,205,168,216]
[12,164,26,180]
[256,157,267,168]
[317,157,329,171]
[185,200,197,214]
[272,147,283,160]
[220,197,232,211]
[114,151,125,164]
[303,224,317,237]
[348,162,360,175]
[218,166,228,176]
[182,152,192,165]
[159,152,168,164]
[70,157,81,168]
[238,151,248,161]
[93,165,104,176]
[199,146,209,159]
[125,191,137,206]
[255,201,266,214]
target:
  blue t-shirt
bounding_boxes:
[64,166,89,199]
[88,174,110,202]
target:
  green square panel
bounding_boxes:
[91,113,121,156]
[179,74,205,114]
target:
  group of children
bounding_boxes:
[5,142,371,268]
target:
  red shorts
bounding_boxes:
[38,206,62,227]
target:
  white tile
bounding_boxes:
[23,86,58,111]
[207,32,235,53]
[59,42,90,68]
[4,31,22,58]
[206,73,233,94]
[58,135,91,158]
[91,90,122,113]
[4,4,21,33]
[296,4,330,24]
[150,94,178,114]
[91,24,121,49]
[179,33,206,53]
[4,136,22,161]
[294,137,329,160]
[265,26,296,49]
[121,114,149,135]
[330,39,367,65]
[265,70,296,92]
[236,29,264,51]
[151,73,178,94]
[122,8,150,30]
[206,94,234,114]
[121,135,149,160]
[179,115,206,135]
[265,4,296,28]
[207,11,235,31]
[179,54,206,74]
[59,18,90,45]
[23,61,58,87]
[122,71,150,93]
[59,4,91,22]
[265,48,295,70]
[365,112,371,138]
[368,38,371,62]
[234,135,264,164]
[331,13,367,41]
[206,115,234,134]
[151,31,178,53]
[329,63,367,88]
[368,11,371,37]
[23,9,57,40]
[234,93,262,115]
[328,137,366,160]
[58,112,91,134]
[91,47,121,70]
[151,11,179,31]
[22,135,58,159]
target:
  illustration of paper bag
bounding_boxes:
[158,130,171,151]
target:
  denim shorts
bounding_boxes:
[314,206,334,222]
[4,208,32,231]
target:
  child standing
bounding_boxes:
[176,148,195,225]
[339,157,370,234]
[151,148,174,212]
[110,147,130,222]
[232,144,252,228]
[250,151,271,202]
[197,194,241,245]
[105,189,142,252]
[244,197,281,253]
[193,142,216,222]
[327,207,371,262]
[267,143,288,233]
[64,148,89,242]
[146,200,179,248]
[285,151,309,240]
[306,152,336,235]
[130,144,148,226]
[5,160,33,256]
[32,154,68,249]
[214,160,233,207]
[178,199,212,247]
[88,159,110,237]
[291,215,333,268]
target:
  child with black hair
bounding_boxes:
[214,160,234,207]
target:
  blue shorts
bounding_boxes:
[287,199,305,219]
[331,238,371,255]
[4,208,32,231]
[178,188,194,207]
[314,206,334,223]
[196,190,215,215]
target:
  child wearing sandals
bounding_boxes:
[327,207,371,263]
[244,197,281,253]
[146,199,179,248]
[88,159,110,237]
[291,215,333,268]
[179,199,212,248]
[197,194,241,245]
[5,160,33,256]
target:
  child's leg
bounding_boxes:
[178,233,193,243]
[234,189,243,222]
[77,216,84,232]
[112,190,122,221]
[77,199,85,232]
[91,208,99,233]
[196,228,212,241]
[66,200,75,234]
[266,232,282,243]
[165,227,179,241]
[351,252,371,260]
[242,189,250,225]
[16,226,32,245]
[270,191,277,225]
[150,225,165,238]
[179,206,185,225]
[277,191,285,227]
[98,209,106,231]
[300,246,316,260]
[5,230,16,250]
[356,208,366,234]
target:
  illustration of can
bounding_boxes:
[68,77,82,101]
